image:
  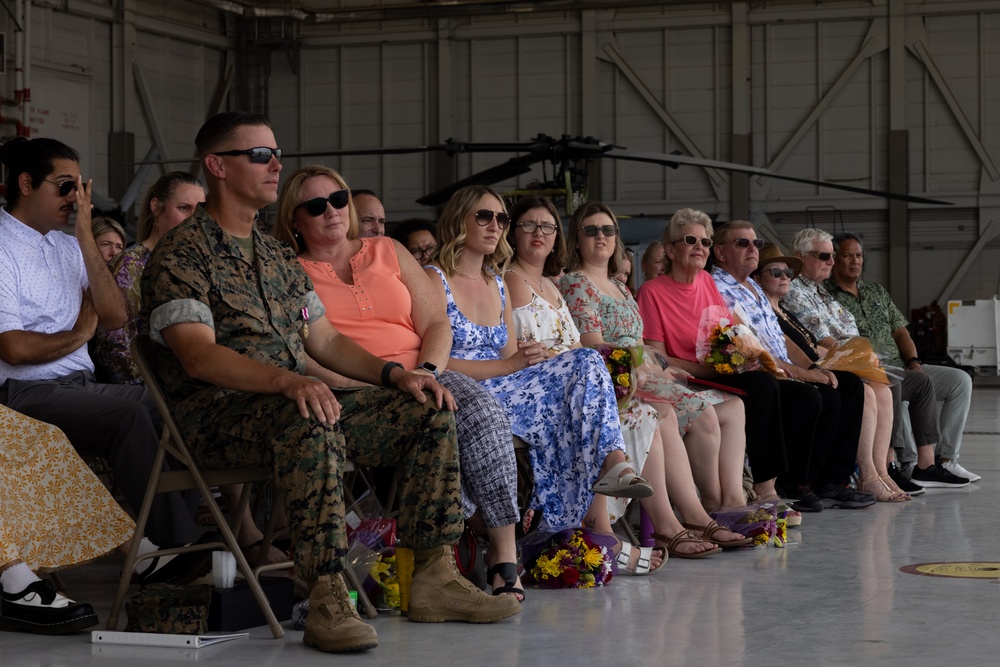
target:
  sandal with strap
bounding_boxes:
[859,477,910,502]
[654,530,722,559]
[487,563,525,602]
[682,520,753,549]
[592,461,653,499]
[615,541,666,575]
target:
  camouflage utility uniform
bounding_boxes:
[140,207,463,582]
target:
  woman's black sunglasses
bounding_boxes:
[296,190,350,217]
[764,267,795,279]
[582,225,618,237]
[474,210,511,228]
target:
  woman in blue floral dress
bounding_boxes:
[425,186,657,571]
[506,196,746,556]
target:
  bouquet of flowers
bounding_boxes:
[522,528,616,589]
[817,336,893,384]
[696,305,780,375]
[710,505,787,548]
[595,345,688,413]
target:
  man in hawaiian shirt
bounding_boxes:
[711,221,873,510]
[826,232,975,488]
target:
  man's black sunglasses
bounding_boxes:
[213,147,283,164]
[728,238,767,249]
[296,190,350,216]
[46,179,84,197]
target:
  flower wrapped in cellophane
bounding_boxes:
[595,344,688,413]
[696,305,780,375]
[817,336,895,384]
[710,505,787,548]
[522,528,616,589]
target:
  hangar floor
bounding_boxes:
[3,386,999,667]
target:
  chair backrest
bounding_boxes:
[131,334,194,465]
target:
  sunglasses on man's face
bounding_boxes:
[764,267,795,279]
[582,225,618,238]
[46,179,84,197]
[213,147,283,164]
[296,189,350,217]
[679,235,712,248]
[808,250,834,261]
[473,210,511,228]
[729,238,766,249]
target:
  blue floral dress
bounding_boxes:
[429,266,627,529]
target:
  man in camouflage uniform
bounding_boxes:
[140,111,519,653]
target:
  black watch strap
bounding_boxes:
[381,361,404,387]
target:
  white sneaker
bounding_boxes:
[941,459,981,482]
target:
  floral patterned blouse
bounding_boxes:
[90,243,152,384]
[558,271,641,345]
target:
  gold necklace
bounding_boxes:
[514,261,547,293]
[454,267,484,280]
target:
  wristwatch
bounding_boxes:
[417,362,440,379]
[905,357,923,366]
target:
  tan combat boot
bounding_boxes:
[302,573,379,652]
[407,545,521,623]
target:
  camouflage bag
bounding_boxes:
[125,584,212,634]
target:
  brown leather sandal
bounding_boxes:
[654,530,721,559]
[682,520,753,549]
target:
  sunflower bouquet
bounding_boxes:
[596,345,639,409]
[523,528,615,589]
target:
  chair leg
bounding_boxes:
[107,444,168,630]
[343,564,378,619]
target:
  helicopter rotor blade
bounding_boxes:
[603,149,952,206]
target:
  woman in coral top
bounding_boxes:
[274,165,525,600]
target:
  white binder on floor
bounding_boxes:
[90,630,249,648]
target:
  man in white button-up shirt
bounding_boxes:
[0,136,201,552]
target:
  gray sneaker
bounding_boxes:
[814,483,877,509]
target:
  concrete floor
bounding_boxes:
[2,387,999,666]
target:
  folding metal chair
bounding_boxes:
[107,336,290,638]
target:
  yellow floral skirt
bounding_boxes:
[0,405,135,572]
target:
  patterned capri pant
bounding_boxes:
[173,386,464,584]
[439,371,519,529]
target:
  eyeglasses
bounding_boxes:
[213,147,283,164]
[296,190,350,216]
[516,221,557,235]
[725,238,766,249]
[807,250,834,261]
[45,179,83,197]
[678,235,712,248]
[582,225,618,238]
[763,267,795,279]
[409,244,437,259]
[473,210,511,228]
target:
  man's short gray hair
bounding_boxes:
[791,228,833,255]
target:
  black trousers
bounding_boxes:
[0,371,200,546]
[810,371,865,487]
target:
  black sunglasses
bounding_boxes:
[764,267,795,279]
[474,210,511,228]
[46,179,84,197]
[808,250,834,261]
[213,147,283,164]
[296,190,350,216]
[679,235,712,248]
[582,224,618,238]
[728,238,766,249]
